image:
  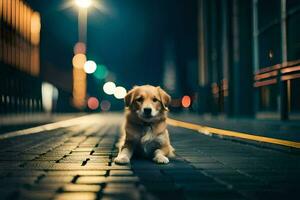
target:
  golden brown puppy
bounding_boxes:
[114,85,175,164]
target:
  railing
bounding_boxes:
[254,59,300,87]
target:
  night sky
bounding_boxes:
[27,0,197,95]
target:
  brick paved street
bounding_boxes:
[0,114,299,200]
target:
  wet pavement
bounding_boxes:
[0,113,299,200]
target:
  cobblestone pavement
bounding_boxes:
[0,114,299,200]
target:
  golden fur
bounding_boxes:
[114,85,174,164]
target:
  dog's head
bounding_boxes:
[125,85,171,122]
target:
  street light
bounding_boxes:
[75,0,92,9]
[72,0,92,109]
[71,0,105,109]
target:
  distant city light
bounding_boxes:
[84,60,97,74]
[75,0,92,8]
[103,82,116,95]
[87,97,99,110]
[41,82,59,113]
[114,86,127,99]
[100,100,111,111]
[181,95,191,108]
[93,64,108,80]
[73,42,86,54]
[72,53,86,69]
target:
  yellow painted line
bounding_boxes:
[167,118,300,149]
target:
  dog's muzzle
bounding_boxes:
[143,107,152,118]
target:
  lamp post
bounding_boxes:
[75,0,92,44]
[72,0,92,109]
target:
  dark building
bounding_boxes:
[0,0,75,115]
[193,0,300,120]
[0,0,43,114]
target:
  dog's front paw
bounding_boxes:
[153,155,169,164]
[114,155,130,165]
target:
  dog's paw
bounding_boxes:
[114,155,130,165]
[153,155,169,164]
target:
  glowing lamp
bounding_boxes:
[87,97,99,110]
[181,95,191,108]
[75,0,92,8]
[114,86,127,99]
[103,82,116,95]
[84,60,97,74]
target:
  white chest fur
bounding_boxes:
[141,127,155,143]
[140,127,164,156]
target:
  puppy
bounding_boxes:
[114,85,175,164]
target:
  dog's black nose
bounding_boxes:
[143,108,152,116]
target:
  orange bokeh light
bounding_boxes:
[181,95,191,108]
[72,53,86,69]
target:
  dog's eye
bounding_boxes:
[153,98,158,102]
[136,97,143,102]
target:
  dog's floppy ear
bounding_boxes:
[157,87,171,111]
[124,89,134,107]
[124,86,138,107]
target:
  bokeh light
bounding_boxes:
[93,64,108,80]
[181,95,191,108]
[75,0,92,8]
[84,60,97,74]
[87,97,99,110]
[72,53,86,69]
[41,82,58,113]
[73,42,86,54]
[114,86,127,99]
[100,100,111,111]
[103,82,116,95]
